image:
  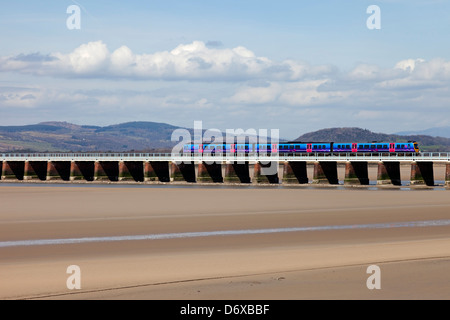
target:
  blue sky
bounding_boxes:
[1,0,450,139]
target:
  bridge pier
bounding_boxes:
[312,161,338,184]
[171,161,196,183]
[70,161,94,181]
[144,161,170,182]
[377,161,401,185]
[282,161,308,184]
[410,161,434,186]
[253,162,279,184]
[94,161,119,182]
[446,162,450,188]
[344,161,369,185]
[1,161,24,180]
[24,161,47,181]
[224,162,251,183]
[144,161,157,182]
[119,161,144,182]
[197,161,223,183]
[46,161,71,181]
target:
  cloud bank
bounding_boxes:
[0,40,334,81]
[2,40,450,89]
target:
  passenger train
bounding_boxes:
[183,141,420,154]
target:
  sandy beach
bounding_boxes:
[0,184,450,300]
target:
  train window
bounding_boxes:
[313,145,317,149]
[295,145,300,149]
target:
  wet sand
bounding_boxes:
[0,185,450,300]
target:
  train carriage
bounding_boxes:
[182,141,419,154]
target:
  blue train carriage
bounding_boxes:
[202,143,235,154]
[256,143,280,153]
[183,143,201,153]
[183,143,254,154]
[331,141,419,153]
[279,142,332,153]
[354,141,418,153]
[279,143,307,153]
[235,143,253,153]
[391,141,419,153]
[309,142,332,152]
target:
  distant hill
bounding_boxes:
[395,126,450,139]
[294,127,450,152]
[0,121,187,152]
[1,123,449,152]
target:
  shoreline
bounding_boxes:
[0,179,448,190]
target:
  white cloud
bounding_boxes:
[395,58,425,72]
[0,40,332,81]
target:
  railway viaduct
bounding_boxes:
[1,153,450,187]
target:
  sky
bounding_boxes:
[1,0,450,139]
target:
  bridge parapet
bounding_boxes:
[2,152,450,162]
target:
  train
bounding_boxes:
[183,141,420,154]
